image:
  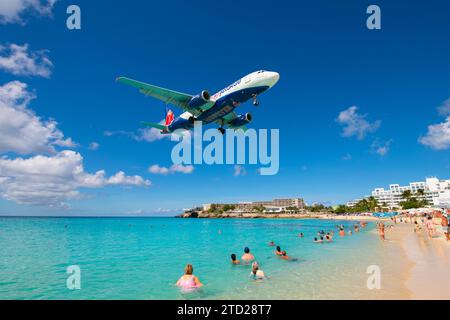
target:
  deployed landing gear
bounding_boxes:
[252,94,260,106]
[218,127,225,135]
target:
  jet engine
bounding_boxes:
[188,90,211,109]
[230,113,252,127]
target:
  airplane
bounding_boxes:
[116,70,280,135]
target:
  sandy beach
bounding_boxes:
[375,220,450,299]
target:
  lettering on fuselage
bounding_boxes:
[212,79,242,100]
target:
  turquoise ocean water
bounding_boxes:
[0,217,406,299]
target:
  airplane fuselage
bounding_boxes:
[168,70,279,131]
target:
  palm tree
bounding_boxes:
[366,196,379,211]
[401,190,412,200]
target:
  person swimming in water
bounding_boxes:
[339,228,345,236]
[299,232,304,238]
[325,233,333,242]
[275,246,282,256]
[314,237,323,243]
[241,247,255,262]
[278,250,297,261]
[268,241,275,246]
[230,254,240,265]
[176,264,203,292]
[250,261,265,279]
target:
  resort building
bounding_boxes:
[348,177,450,209]
[203,197,305,213]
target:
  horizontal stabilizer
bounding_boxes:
[141,122,168,131]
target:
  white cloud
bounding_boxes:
[0,150,151,207]
[0,81,77,154]
[148,164,194,175]
[88,142,100,150]
[342,153,352,161]
[0,43,53,77]
[233,165,246,176]
[0,0,57,25]
[104,122,190,143]
[419,117,450,150]
[371,139,393,156]
[336,106,381,140]
[139,127,170,142]
[438,98,450,116]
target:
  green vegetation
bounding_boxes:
[285,206,301,213]
[400,189,429,209]
[252,205,265,213]
[306,204,333,213]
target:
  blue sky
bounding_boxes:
[0,0,449,216]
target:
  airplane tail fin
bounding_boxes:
[165,109,175,126]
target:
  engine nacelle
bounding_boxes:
[230,113,252,127]
[188,90,211,109]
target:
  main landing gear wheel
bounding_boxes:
[252,94,260,106]
[218,127,225,135]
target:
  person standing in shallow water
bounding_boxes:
[176,264,203,291]
[241,247,255,263]
[378,221,385,241]
[250,261,265,279]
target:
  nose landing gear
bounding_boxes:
[252,94,260,106]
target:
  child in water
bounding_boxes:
[230,254,240,265]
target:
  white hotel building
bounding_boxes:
[348,177,450,209]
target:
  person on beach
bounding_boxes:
[242,247,255,262]
[414,221,421,233]
[250,261,265,280]
[231,254,240,265]
[441,215,448,236]
[378,222,385,241]
[446,213,450,241]
[426,216,435,238]
[176,264,203,291]
[275,246,282,256]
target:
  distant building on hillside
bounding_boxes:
[347,177,450,209]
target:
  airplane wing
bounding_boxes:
[218,112,248,131]
[116,77,193,110]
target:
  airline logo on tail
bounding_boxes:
[165,109,174,126]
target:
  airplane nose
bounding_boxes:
[268,72,280,87]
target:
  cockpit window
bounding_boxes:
[257,70,264,74]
